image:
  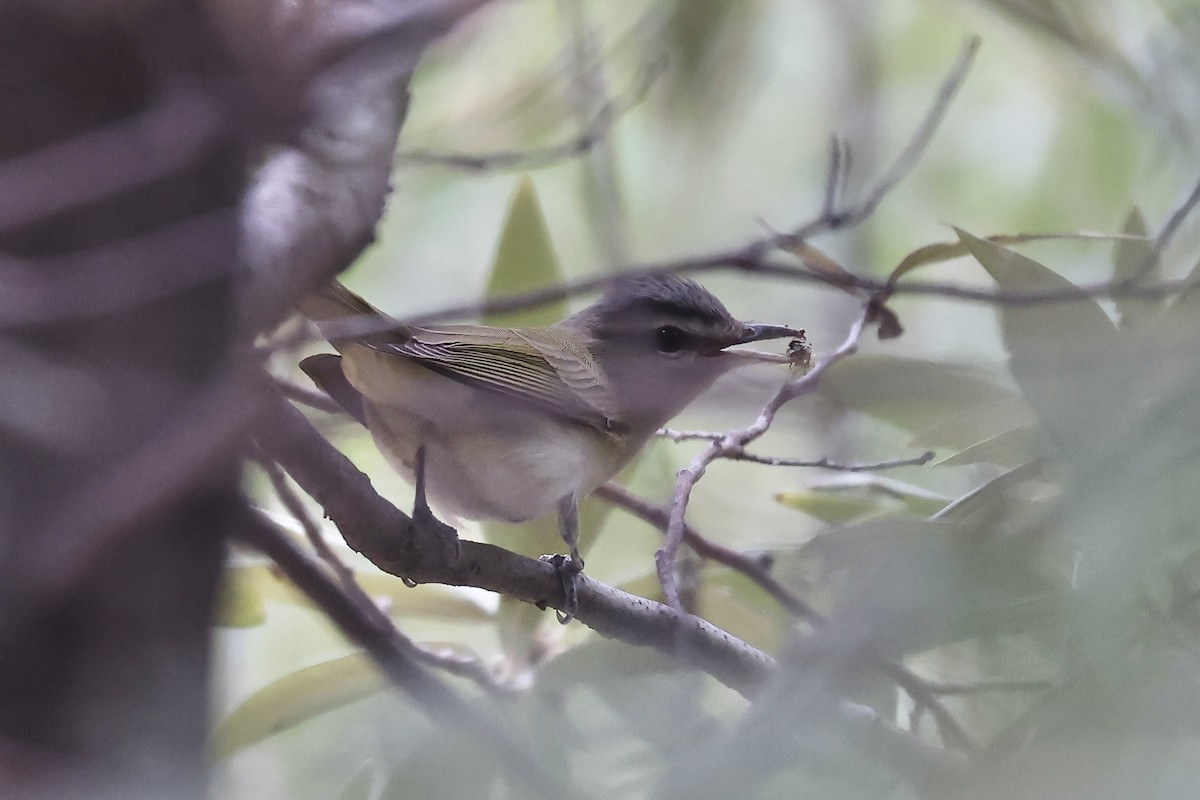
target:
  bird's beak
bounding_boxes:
[709,322,804,363]
[732,323,803,345]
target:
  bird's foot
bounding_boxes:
[540,553,584,624]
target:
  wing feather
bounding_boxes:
[367,325,620,432]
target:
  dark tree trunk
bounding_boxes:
[0,4,246,797]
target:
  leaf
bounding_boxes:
[213,565,267,628]
[483,176,565,328]
[776,475,950,522]
[248,561,493,623]
[538,637,679,692]
[910,397,1039,450]
[886,230,1144,287]
[774,491,884,524]
[956,228,1132,457]
[353,574,493,622]
[481,175,571,659]
[802,518,1062,652]
[821,355,1020,434]
[694,569,788,653]
[934,460,1051,522]
[1111,207,1163,326]
[211,654,384,760]
[935,423,1053,469]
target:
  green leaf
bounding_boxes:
[776,475,950,522]
[211,654,384,760]
[246,560,493,623]
[802,518,1062,651]
[213,565,268,628]
[820,355,1019,434]
[483,176,565,327]
[479,175,574,658]
[538,637,679,692]
[935,423,1053,469]
[956,228,1131,457]
[1111,207,1162,327]
[934,460,1050,522]
[910,397,1039,450]
[774,491,890,524]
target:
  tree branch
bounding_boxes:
[233,509,564,798]
[595,482,979,754]
[254,391,776,695]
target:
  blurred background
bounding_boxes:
[218,1,1200,797]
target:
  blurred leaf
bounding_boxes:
[378,723,501,800]
[214,565,268,628]
[956,228,1133,457]
[821,355,1020,434]
[662,0,762,124]
[935,423,1053,468]
[1111,207,1163,326]
[337,760,380,800]
[248,561,493,623]
[934,460,1051,522]
[354,575,493,622]
[910,397,1038,449]
[1157,254,1200,327]
[803,518,1061,652]
[539,637,679,692]
[777,475,949,522]
[774,491,885,524]
[483,175,565,328]
[212,654,384,761]
[481,175,572,662]
[695,568,789,653]
[887,230,1141,287]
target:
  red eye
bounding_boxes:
[656,325,685,353]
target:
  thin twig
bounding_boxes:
[722,449,935,470]
[656,429,936,471]
[814,36,979,231]
[658,309,869,611]
[657,428,724,443]
[397,56,663,173]
[596,482,979,754]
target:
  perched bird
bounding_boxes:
[299,274,800,619]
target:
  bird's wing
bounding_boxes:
[370,324,621,432]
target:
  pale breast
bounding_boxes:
[361,383,622,523]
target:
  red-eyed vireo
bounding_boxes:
[298,275,801,619]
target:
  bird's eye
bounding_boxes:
[655,325,686,354]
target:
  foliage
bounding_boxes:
[218,2,1200,799]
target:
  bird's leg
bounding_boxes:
[412,444,434,524]
[550,494,584,624]
[402,446,459,587]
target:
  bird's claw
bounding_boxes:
[541,553,584,624]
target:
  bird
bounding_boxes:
[298,273,801,620]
